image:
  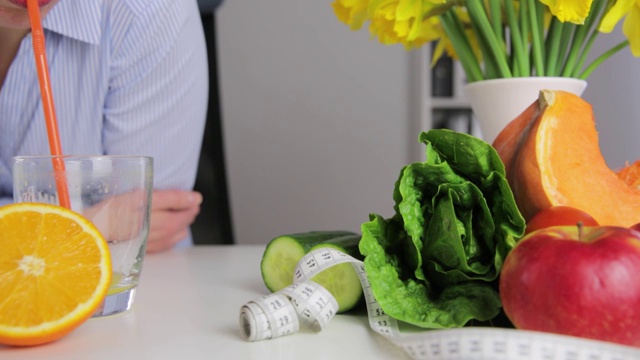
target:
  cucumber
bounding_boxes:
[260,231,363,313]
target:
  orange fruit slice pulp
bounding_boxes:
[0,203,112,346]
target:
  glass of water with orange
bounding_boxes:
[13,155,153,317]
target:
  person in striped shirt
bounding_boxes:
[0,0,209,252]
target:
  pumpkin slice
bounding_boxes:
[492,90,640,227]
[617,160,640,190]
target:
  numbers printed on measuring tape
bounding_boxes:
[268,298,284,311]
[239,248,640,360]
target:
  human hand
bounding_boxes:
[146,189,203,253]
[81,189,147,243]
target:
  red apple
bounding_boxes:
[500,225,640,347]
[525,206,599,235]
[631,222,640,233]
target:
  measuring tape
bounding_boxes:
[239,248,640,360]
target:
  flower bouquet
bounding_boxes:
[332,0,639,81]
[333,0,640,143]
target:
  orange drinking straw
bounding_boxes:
[26,0,71,208]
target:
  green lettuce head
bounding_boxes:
[360,129,525,328]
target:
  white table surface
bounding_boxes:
[1,245,410,360]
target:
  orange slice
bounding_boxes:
[0,203,112,346]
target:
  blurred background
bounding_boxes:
[194,0,640,245]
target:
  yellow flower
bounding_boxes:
[332,0,370,30]
[600,0,640,56]
[367,0,446,49]
[538,0,594,24]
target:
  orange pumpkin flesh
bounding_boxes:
[618,160,640,190]
[492,90,640,227]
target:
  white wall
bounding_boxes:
[582,26,640,169]
[216,1,414,244]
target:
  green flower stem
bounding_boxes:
[504,0,527,77]
[470,16,498,79]
[519,0,531,76]
[561,24,589,77]
[572,0,608,77]
[544,18,564,76]
[526,0,545,76]
[439,11,484,82]
[465,0,512,78]
[573,28,601,78]
[580,40,629,79]
[489,0,503,47]
[465,2,499,79]
[557,23,576,75]
[560,0,606,77]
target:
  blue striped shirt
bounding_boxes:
[0,0,209,209]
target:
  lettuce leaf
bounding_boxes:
[359,129,525,328]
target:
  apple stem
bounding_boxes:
[577,221,584,241]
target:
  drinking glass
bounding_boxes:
[13,155,153,317]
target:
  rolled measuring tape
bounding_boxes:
[239,247,397,342]
[239,248,640,360]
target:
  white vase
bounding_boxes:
[463,77,588,144]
